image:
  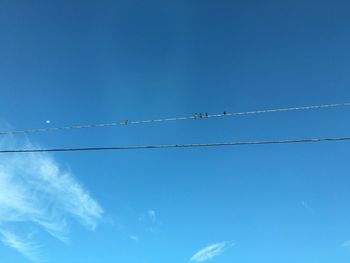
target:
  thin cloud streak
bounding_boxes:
[0,137,103,261]
[129,235,140,241]
[342,240,350,247]
[190,241,234,262]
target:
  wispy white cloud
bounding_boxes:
[0,137,103,261]
[301,200,313,213]
[147,209,156,223]
[0,229,46,262]
[189,241,234,262]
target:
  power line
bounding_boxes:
[1,102,350,136]
[0,136,349,153]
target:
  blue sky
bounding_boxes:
[1,0,350,262]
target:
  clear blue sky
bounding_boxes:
[1,1,350,262]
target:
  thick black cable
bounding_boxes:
[0,137,349,153]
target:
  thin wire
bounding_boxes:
[1,136,349,153]
[1,102,350,136]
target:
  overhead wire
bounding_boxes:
[0,136,350,153]
[0,102,350,136]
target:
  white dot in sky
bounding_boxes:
[46,120,51,124]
